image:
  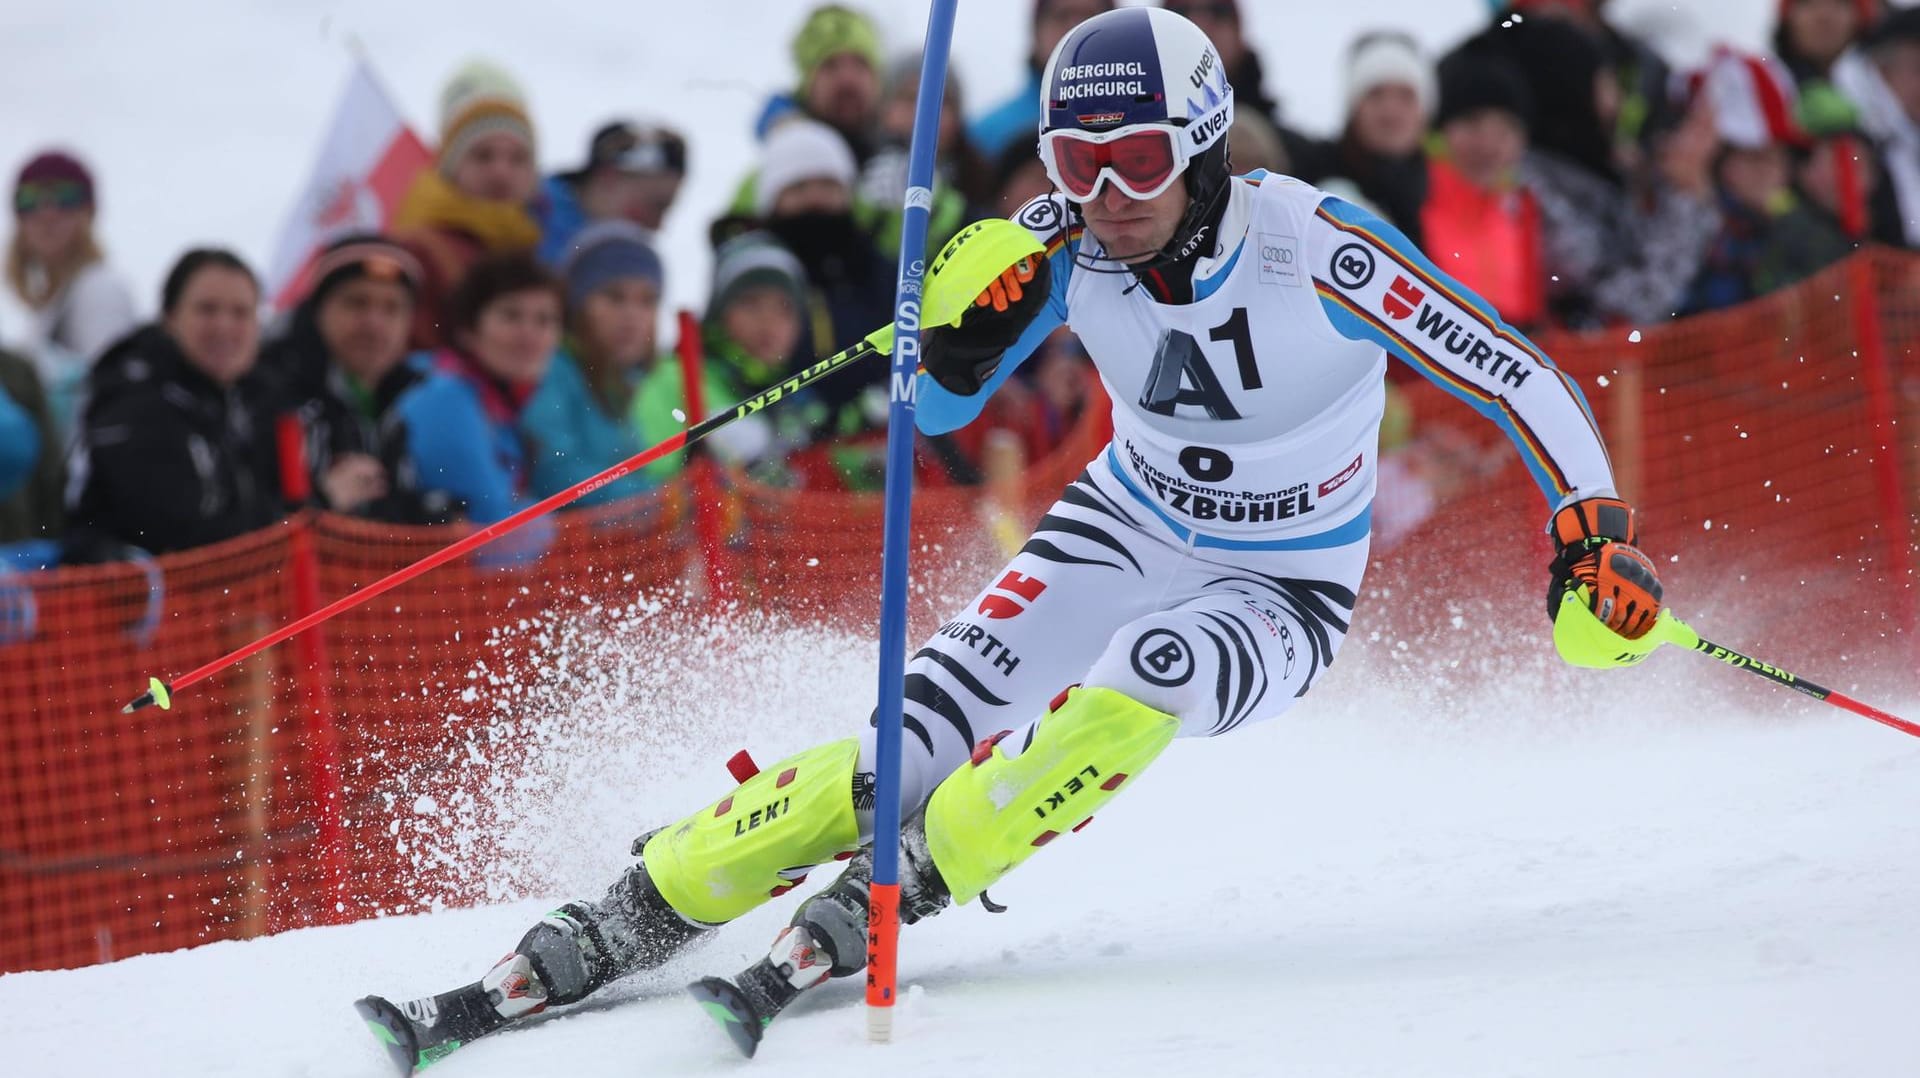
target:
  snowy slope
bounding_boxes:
[3,3,1908,1076]
[4,637,1916,1078]
[0,0,1778,337]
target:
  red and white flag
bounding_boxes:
[266,56,432,310]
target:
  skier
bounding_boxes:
[358,8,1666,1070]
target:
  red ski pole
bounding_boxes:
[1671,625,1919,739]
[120,326,895,714]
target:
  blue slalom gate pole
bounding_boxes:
[867,0,960,1044]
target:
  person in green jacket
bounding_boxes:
[523,221,664,506]
[631,232,811,486]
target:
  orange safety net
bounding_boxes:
[3,251,1915,974]
[1364,251,1917,678]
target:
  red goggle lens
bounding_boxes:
[1048,130,1177,199]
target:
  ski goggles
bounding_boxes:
[1039,124,1190,203]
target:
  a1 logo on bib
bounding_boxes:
[1130,629,1194,687]
[1140,331,1240,419]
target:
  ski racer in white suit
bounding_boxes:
[356,8,1669,1070]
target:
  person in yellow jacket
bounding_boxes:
[392,59,543,350]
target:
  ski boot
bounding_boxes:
[358,737,867,1073]
[691,686,1180,1056]
[690,828,950,1058]
[356,856,706,1074]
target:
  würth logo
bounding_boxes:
[978,571,1047,619]
[1383,275,1425,320]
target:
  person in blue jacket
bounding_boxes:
[0,381,36,505]
[396,251,563,562]
[522,221,663,506]
[968,0,1115,162]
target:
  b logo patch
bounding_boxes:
[1130,629,1194,687]
[1015,196,1064,235]
[1330,243,1376,290]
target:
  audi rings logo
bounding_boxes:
[1130,629,1194,687]
[1330,243,1375,290]
[1258,232,1299,286]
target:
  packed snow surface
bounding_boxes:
[4,605,1916,1076]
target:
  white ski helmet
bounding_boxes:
[1036,8,1235,257]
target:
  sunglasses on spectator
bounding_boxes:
[611,138,686,176]
[14,181,89,215]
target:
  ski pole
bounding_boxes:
[1553,589,1915,737]
[867,0,962,1045]
[119,324,897,715]
[118,217,1042,717]
[1655,612,1918,738]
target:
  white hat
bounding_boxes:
[1345,32,1436,119]
[755,119,858,216]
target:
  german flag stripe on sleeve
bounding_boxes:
[1042,224,1084,259]
[1315,278,1572,497]
[1313,204,1608,457]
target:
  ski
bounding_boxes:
[688,975,770,1058]
[687,953,814,1059]
[356,994,463,1074]
[354,979,513,1075]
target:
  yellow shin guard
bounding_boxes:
[923,686,1178,905]
[641,738,863,925]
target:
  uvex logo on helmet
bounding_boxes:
[1187,105,1230,148]
[1190,48,1215,88]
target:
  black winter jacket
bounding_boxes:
[261,315,460,525]
[67,326,287,558]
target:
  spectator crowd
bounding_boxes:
[2,0,1917,568]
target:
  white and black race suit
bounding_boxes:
[848,172,1618,821]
